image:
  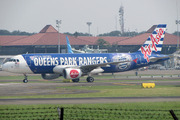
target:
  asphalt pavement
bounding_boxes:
[0,70,180,105]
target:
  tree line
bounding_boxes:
[1,29,180,37]
[0,30,36,36]
[64,31,180,37]
[64,30,146,37]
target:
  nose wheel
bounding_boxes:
[23,74,28,83]
[23,79,28,83]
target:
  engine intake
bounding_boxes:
[63,68,82,79]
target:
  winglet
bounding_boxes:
[66,36,73,53]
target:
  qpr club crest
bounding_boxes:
[112,54,132,71]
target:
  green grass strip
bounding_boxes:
[0,102,179,120]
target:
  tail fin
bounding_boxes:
[66,36,73,53]
[137,24,166,61]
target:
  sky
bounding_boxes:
[0,0,180,36]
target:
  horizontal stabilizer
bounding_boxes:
[149,55,173,62]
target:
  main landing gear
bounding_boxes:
[86,72,94,82]
[72,76,94,83]
[72,78,80,82]
[87,76,94,82]
[23,74,28,83]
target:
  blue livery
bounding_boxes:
[2,24,171,83]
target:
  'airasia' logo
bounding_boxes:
[70,70,79,78]
[141,28,164,62]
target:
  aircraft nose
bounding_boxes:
[2,63,8,71]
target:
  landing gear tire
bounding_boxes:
[23,79,28,83]
[23,74,28,83]
[87,76,94,83]
[72,78,80,82]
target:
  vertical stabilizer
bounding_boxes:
[137,24,166,62]
[66,36,73,53]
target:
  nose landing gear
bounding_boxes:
[23,74,28,83]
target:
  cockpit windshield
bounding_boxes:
[8,59,20,62]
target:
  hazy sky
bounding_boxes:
[0,0,180,35]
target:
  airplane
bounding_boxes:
[2,24,171,83]
[66,36,73,54]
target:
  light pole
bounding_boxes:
[86,22,92,36]
[176,0,179,51]
[176,20,180,51]
[56,20,61,53]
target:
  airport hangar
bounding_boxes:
[0,24,179,59]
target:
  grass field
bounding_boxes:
[0,74,180,99]
[0,74,180,119]
[0,82,180,99]
[0,102,180,119]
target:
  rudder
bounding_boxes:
[136,24,166,62]
[138,24,166,54]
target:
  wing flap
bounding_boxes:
[79,60,131,73]
[81,60,131,68]
[53,60,131,74]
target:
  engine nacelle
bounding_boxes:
[41,73,60,80]
[63,68,82,79]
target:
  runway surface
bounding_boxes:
[1,69,180,76]
[0,81,180,104]
[0,81,180,96]
[0,70,180,105]
[1,97,180,105]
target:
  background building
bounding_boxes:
[0,24,179,55]
[0,24,180,69]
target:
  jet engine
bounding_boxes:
[41,73,60,80]
[63,68,82,79]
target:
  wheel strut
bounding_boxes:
[23,74,28,83]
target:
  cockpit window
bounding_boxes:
[9,59,13,62]
[8,59,20,62]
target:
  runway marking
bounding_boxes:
[38,80,48,81]
[113,83,135,86]
[0,83,22,86]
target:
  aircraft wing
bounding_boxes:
[78,60,131,73]
[54,60,132,74]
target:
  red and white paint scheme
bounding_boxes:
[63,68,82,79]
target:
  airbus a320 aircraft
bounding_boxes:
[2,24,171,83]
